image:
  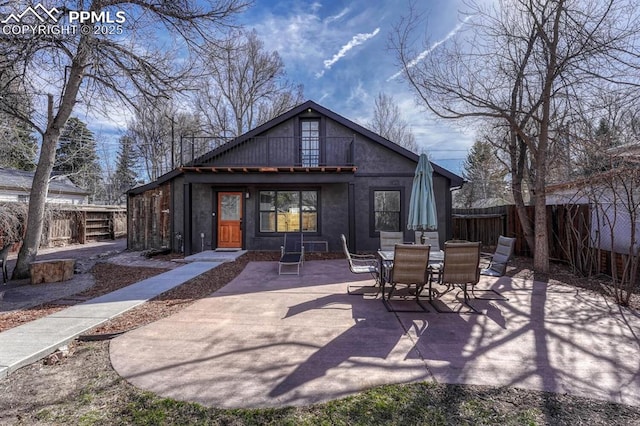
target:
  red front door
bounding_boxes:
[217,192,242,248]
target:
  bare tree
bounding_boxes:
[391,0,640,272]
[368,92,418,152]
[0,0,248,279]
[127,98,204,182]
[591,164,640,306]
[127,99,174,182]
[197,29,304,137]
[564,157,640,306]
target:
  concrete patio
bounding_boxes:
[110,259,640,409]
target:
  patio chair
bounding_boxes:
[383,244,430,312]
[415,230,440,249]
[0,242,10,284]
[341,234,380,295]
[475,235,515,300]
[431,241,481,314]
[416,231,443,283]
[278,233,304,275]
[379,231,404,250]
[481,236,515,277]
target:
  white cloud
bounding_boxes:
[346,80,370,106]
[242,1,474,175]
[325,7,350,24]
[251,11,323,64]
[310,2,322,13]
[247,3,385,80]
[320,27,380,75]
[387,15,473,81]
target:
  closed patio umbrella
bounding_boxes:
[407,153,438,240]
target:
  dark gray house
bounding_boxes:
[128,100,464,254]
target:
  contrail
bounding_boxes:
[388,15,473,81]
[316,28,380,78]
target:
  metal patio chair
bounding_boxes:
[341,234,380,295]
[475,235,516,300]
[431,241,482,314]
[383,244,430,312]
[416,230,443,283]
[379,231,404,250]
[415,230,440,249]
[278,233,304,275]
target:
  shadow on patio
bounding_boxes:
[109,259,640,409]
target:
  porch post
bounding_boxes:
[348,182,356,251]
[183,183,192,256]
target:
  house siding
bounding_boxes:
[128,100,463,255]
[128,182,171,251]
[171,176,184,251]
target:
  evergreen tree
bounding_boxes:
[0,119,38,171]
[456,139,509,208]
[54,117,102,203]
[580,118,618,176]
[113,135,138,204]
[0,63,38,171]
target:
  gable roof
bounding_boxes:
[0,167,90,195]
[192,100,463,183]
[130,100,464,194]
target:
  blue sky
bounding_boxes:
[85,0,474,176]
[242,0,473,175]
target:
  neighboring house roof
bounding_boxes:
[546,167,640,205]
[0,167,90,195]
[607,141,640,163]
[130,100,464,194]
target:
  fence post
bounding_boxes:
[79,211,86,244]
[109,211,115,239]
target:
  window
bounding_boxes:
[259,190,318,233]
[300,120,319,166]
[372,190,401,232]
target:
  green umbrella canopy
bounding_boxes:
[407,153,438,232]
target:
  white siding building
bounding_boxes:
[0,168,89,205]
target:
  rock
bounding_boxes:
[43,345,72,365]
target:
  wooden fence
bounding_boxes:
[452,206,508,249]
[452,203,639,282]
[41,206,127,247]
[0,204,126,251]
[453,204,591,262]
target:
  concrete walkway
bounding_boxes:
[0,250,246,379]
[110,259,640,409]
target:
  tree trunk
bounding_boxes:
[512,184,534,252]
[12,130,59,278]
[12,38,88,279]
[533,179,549,273]
[509,132,535,252]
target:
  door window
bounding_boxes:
[221,194,240,220]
